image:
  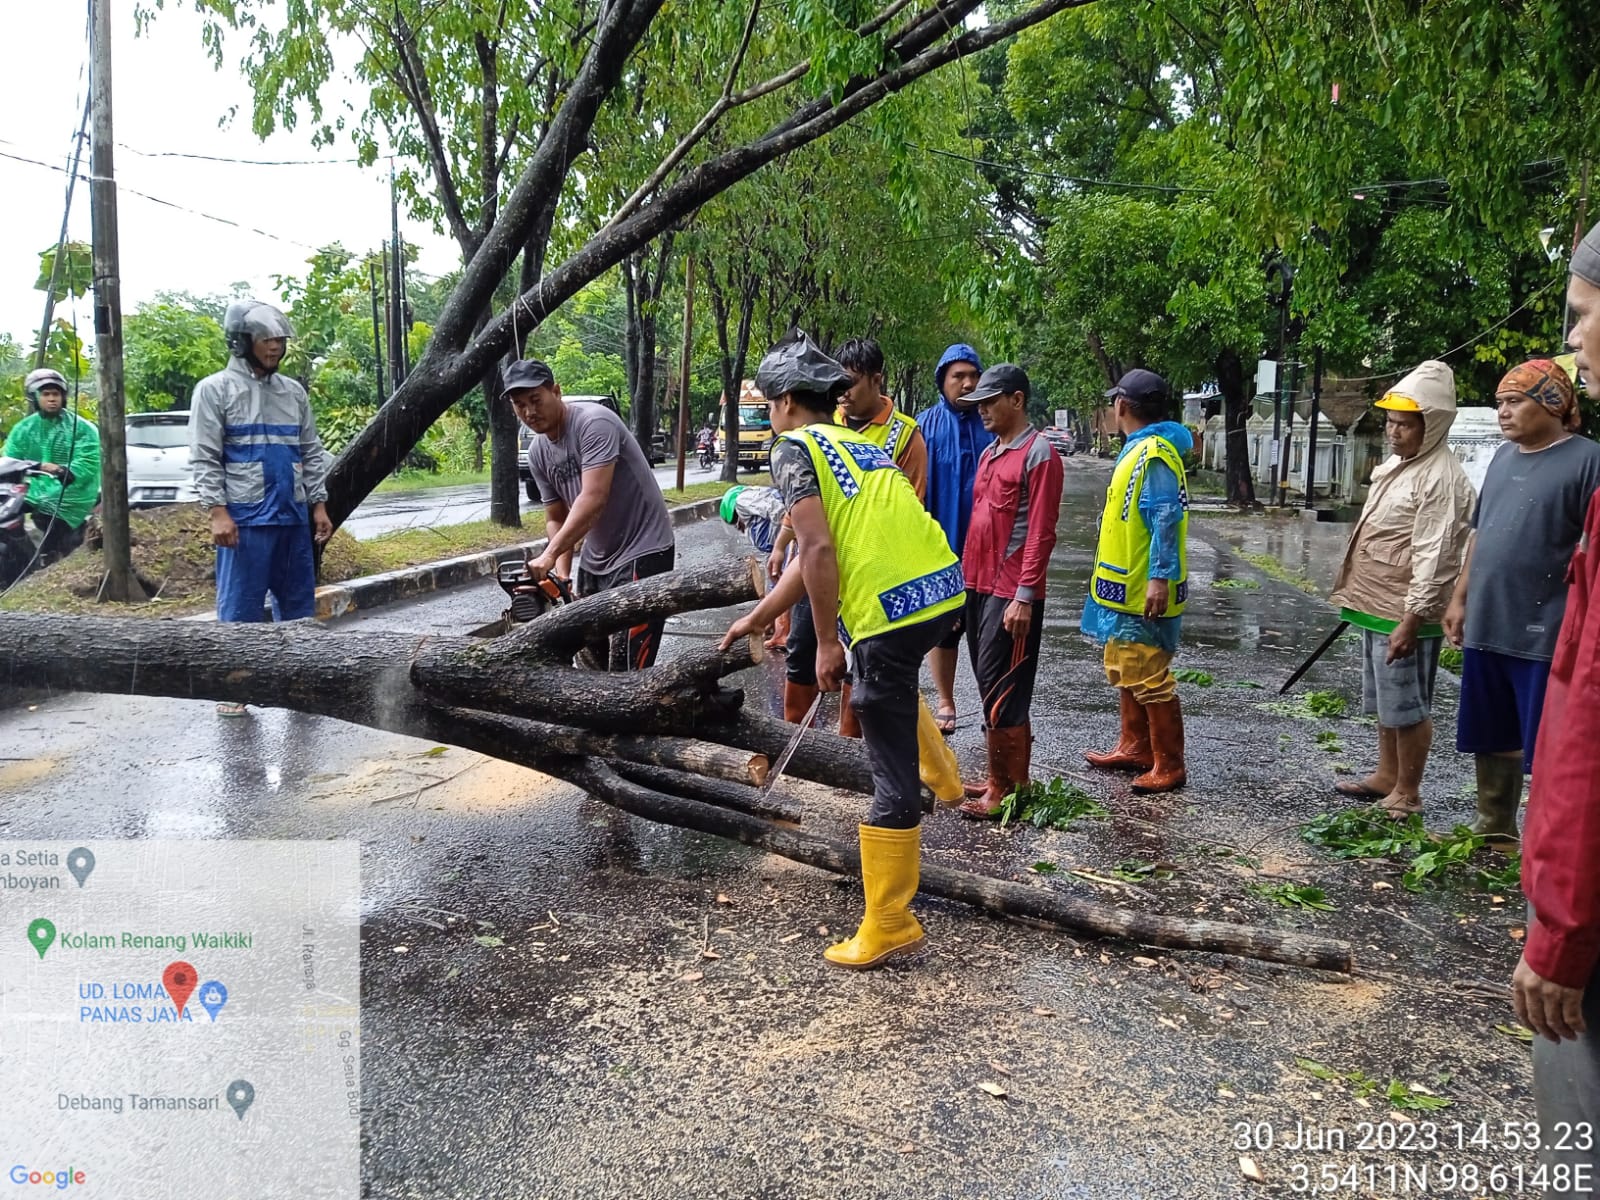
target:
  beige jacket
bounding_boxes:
[1330,360,1476,623]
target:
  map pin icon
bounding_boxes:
[66,848,95,887]
[28,918,56,960]
[163,961,198,1017]
[226,1080,255,1121]
[199,981,228,1022]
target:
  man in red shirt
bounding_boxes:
[954,364,1065,818]
[1516,217,1600,1192]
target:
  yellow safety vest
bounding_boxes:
[837,401,919,468]
[1092,433,1190,617]
[780,422,964,646]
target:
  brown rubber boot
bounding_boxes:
[838,681,862,738]
[1131,698,1186,793]
[783,680,820,724]
[1084,689,1153,772]
[958,726,1030,819]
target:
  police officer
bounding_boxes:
[189,300,332,716]
[721,332,964,970]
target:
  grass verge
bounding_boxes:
[1,477,762,618]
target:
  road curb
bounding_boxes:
[313,495,723,620]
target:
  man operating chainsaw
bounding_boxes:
[720,331,964,971]
[507,359,675,670]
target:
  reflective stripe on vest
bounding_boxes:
[1091,434,1190,617]
[782,422,963,645]
[836,404,919,470]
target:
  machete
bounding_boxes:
[1279,620,1350,694]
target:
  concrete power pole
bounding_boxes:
[89,0,144,602]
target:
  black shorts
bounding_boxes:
[965,590,1045,728]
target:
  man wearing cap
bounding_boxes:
[954,365,1064,818]
[777,337,929,735]
[1514,222,1600,1190]
[1442,360,1600,844]
[917,342,994,732]
[509,359,675,670]
[1081,369,1193,793]
[1328,360,1474,819]
[721,331,965,970]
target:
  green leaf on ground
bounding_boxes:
[1250,882,1336,911]
[1111,859,1176,883]
[1314,730,1344,753]
[1495,1023,1535,1044]
[1210,577,1261,590]
[1387,1080,1452,1111]
[1173,668,1214,686]
[1000,778,1108,831]
[1439,646,1464,674]
[473,935,505,948]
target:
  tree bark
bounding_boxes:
[1215,347,1257,509]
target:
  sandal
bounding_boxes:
[1333,781,1385,800]
[934,707,957,736]
[216,702,249,718]
[1379,799,1423,820]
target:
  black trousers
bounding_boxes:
[576,545,676,671]
[31,510,85,560]
[786,596,818,685]
[964,591,1045,729]
[852,608,959,829]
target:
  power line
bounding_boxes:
[907,143,1214,194]
[116,142,367,166]
[0,146,323,250]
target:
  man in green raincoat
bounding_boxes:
[2,368,100,559]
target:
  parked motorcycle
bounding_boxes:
[0,456,74,588]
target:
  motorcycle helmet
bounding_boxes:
[223,300,294,373]
[23,368,68,412]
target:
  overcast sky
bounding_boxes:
[0,1,458,347]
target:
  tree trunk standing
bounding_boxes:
[1215,347,1256,509]
[485,360,522,522]
[707,267,757,485]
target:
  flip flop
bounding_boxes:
[1379,800,1424,821]
[1333,781,1385,800]
[935,707,957,736]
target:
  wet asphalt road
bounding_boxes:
[1,459,1534,1199]
[344,460,726,539]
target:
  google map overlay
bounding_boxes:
[0,841,359,1197]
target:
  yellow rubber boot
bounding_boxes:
[917,696,963,805]
[824,824,926,970]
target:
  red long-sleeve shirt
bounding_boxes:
[962,427,1064,602]
[1525,487,1600,988]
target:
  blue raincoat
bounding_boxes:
[917,344,994,556]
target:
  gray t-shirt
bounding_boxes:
[526,400,674,575]
[1465,435,1600,660]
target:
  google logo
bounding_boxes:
[8,1166,86,1188]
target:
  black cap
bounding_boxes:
[501,358,556,397]
[969,363,1030,403]
[1104,368,1169,405]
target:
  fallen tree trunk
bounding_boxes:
[0,564,1353,973]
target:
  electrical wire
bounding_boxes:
[1335,278,1563,384]
[0,147,323,251]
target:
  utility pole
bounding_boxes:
[89,0,145,603]
[369,260,386,403]
[35,94,91,369]
[389,165,409,389]
[1304,347,1323,511]
[675,257,695,492]
[1265,258,1294,503]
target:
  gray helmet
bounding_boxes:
[223,300,294,360]
[24,368,68,400]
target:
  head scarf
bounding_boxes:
[1571,220,1600,288]
[1496,358,1580,432]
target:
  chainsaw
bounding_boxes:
[467,561,574,638]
